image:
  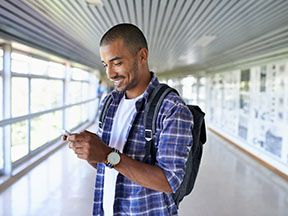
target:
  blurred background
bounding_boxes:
[0,0,288,215]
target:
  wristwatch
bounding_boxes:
[105,148,121,168]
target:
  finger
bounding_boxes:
[68,142,74,149]
[69,132,91,143]
[67,133,83,142]
[73,142,86,148]
[68,141,82,148]
[75,148,84,155]
[77,153,87,160]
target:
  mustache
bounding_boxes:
[110,75,125,81]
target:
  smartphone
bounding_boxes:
[61,129,71,141]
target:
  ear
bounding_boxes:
[138,48,148,63]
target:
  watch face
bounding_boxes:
[108,152,121,165]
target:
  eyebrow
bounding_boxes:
[101,56,122,64]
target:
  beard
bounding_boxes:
[116,60,139,93]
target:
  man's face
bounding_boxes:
[100,39,141,93]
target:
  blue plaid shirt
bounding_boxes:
[93,73,193,216]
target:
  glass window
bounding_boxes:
[30,111,62,150]
[31,79,63,112]
[0,48,3,71]
[89,80,97,100]
[200,77,206,85]
[12,77,29,117]
[30,57,49,75]
[82,83,89,101]
[81,103,89,122]
[0,76,3,121]
[88,100,96,120]
[181,76,196,100]
[69,81,82,104]
[11,120,29,162]
[0,127,3,170]
[47,62,65,78]
[11,52,29,74]
[66,105,82,130]
[71,68,89,81]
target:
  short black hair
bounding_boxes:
[100,23,148,53]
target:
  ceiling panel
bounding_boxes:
[1,0,288,74]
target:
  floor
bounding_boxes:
[1,127,288,216]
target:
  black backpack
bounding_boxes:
[99,83,206,207]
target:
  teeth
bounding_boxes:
[114,79,122,86]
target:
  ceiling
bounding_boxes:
[1,0,288,75]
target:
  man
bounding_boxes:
[67,23,193,216]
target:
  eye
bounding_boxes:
[103,63,107,68]
[114,62,122,66]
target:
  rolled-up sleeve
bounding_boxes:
[156,98,194,193]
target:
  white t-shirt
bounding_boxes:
[103,94,142,216]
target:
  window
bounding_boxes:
[82,83,89,101]
[0,127,3,170]
[31,79,63,112]
[181,76,196,102]
[11,52,29,74]
[0,49,3,170]
[47,62,65,78]
[11,121,29,162]
[30,57,49,75]
[0,48,3,71]
[30,111,62,150]
[71,68,89,81]
[81,104,89,122]
[0,76,3,121]
[1,45,97,175]
[66,106,82,130]
[69,81,82,104]
[12,77,29,117]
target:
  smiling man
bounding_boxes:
[67,23,193,216]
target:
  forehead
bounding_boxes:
[100,39,130,56]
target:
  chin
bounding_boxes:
[115,86,126,92]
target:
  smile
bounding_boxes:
[113,78,124,87]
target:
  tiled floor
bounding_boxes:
[1,128,288,216]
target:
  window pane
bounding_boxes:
[12,77,29,117]
[67,106,82,130]
[0,76,3,120]
[0,49,3,71]
[31,79,63,112]
[89,100,97,120]
[11,52,29,74]
[81,103,88,122]
[31,111,62,150]
[82,83,89,101]
[182,76,196,101]
[71,68,89,81]
[0,127,3,169]
[11,121,28,162]
[89,80,97,100]
[69,81,82,104]
[30,57,49,75]
[47,62,65,78]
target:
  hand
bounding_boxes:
[67,130,111,163]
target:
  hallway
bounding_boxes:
[1,129,288,216]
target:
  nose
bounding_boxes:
[106,65,117,80]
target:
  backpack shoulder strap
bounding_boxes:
[143,84,179,164]
[98,94,113,129]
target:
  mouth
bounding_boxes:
[111,77,125,87]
